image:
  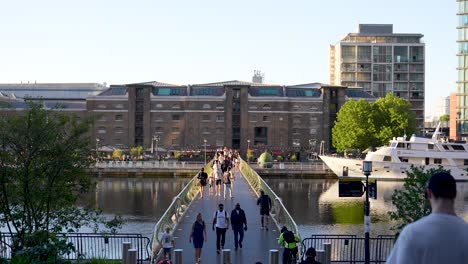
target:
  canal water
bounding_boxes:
[82,177,468,238]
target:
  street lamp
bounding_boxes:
[203,139,207,165]
[95,138,100,162]
[362,161,372,264]
[155,135,160,160]
[247,139,251,162]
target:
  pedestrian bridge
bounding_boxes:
[150,159,299,264]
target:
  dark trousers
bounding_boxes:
[216,227,227,250]
[232,224,244,248]
[282,247,298,264]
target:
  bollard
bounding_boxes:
[323,243,331,264]
[127,249,137,264]
[316,250,326,264]
[174,249,183,264]
[222,249,231,264]
[269,249,280,264]
[122,242,131,264]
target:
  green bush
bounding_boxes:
[276,155,283,162]
[258,152,273,168]
[11,232,74,264]
[291,154,297,161]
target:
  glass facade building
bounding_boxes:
[458,1,468,139]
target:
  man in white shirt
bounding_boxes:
[386,172,468,264]
[213,203,229,254]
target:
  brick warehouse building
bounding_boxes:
[0,81,374,154]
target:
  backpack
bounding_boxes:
[283,230,296,244]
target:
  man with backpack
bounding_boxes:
[278,226,301,264]
[212,203,229,254]
[256,190,272,230]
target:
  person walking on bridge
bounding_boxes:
[257,190,272,230]
[189,212,206,264]
[197,167,208,198]
[230,203,247,250]
[212,203,229,254]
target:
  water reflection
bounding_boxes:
[79,177,189,236]
[265,179,468,236]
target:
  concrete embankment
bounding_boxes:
[88,161,337,179]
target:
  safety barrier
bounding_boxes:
[0,233,150,263]
[301,235,396,263]
[239,159,300,258]
[149,161,213,259]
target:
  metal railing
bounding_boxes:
[149,161,213,258]
[248,161,332,172]
[94,161,204,169]
[0,233,150,263]
[302,235,396,263]
[239,159,300,256]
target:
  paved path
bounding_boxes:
[170,174,281,264]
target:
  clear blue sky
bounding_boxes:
[0,0,456,116]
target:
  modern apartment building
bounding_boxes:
[330,24,425,131]
[457,1,468,140]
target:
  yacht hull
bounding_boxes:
[319,155,468,181]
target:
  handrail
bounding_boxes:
[239,158,301,258]
[149,161,213,259]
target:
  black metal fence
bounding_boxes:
[302,235,396,263]
[0,233,150,263]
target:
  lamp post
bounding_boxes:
[95,138,100,162]
[155,135,160,160]
[203,139,207,165]
[247,139,251,162]
[362,161,372,264]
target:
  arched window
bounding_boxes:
[202,104,211,109]
[263,104,271,110]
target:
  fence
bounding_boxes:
[248,161,332,172]
[0,233,150,263]
[149,161,213,259]
[94,161,204,169]
[239,159,300,256]
[302,235,396,263]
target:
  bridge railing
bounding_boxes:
[149,161,213,259]
[239,159,300,255]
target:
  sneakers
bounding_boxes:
[239,242,243,248]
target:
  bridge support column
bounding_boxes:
[316,250,326,263]
[222,249,231,263]
[174,249,183,264]
[269,249,279,264]
[122,242,131,264]
[127,249,137,264]
[324,242,331,264]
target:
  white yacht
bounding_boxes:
[320,124,468,180]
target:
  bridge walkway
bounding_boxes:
[171,173,281,264]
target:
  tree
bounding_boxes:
[130,146,143,160]
[439,114,449,128]
[0,102,122,259]
[246,149,254,162]
[389,165,449,232]
[332,94,415,153]
[111,149,122,160]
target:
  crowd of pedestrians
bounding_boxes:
[156,147,314,264]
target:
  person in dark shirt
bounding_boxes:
[230,203,247,250]
[197,168,208,198]
[300,247,321,264]
[256,190,272,230]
